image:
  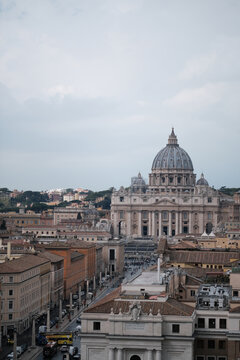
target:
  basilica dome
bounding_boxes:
[152,129,193,171]
[197,173,209,186]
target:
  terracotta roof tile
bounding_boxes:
[84,289,194,316]
[169,251,240,265]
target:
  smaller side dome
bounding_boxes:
[131,172,146,193]
[197,173,209,186]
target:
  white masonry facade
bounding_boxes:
[111,129,226,239]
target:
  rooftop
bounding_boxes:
[0,254,50,273]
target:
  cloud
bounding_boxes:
[47,85,74,98]
[179,53,216,80]
[163,82,226,110]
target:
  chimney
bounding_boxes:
[7,242,11,259]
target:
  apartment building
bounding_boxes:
[37,243,86,299]
[0,254,51,336]
[37,251,64,308]
[194,284,240,360]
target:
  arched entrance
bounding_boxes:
[130,356,141,360]
[206,222,213,234]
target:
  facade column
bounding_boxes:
[179,212,182,234]
[127,212,131,237]
[158,212,162,236]
[189,212,192,234]
[109,348,115,360]
[169,212,172,236]
[113,213,118,237]
[175,211,179,235]
[152,212,155,237]
[148,212,152,236]
[147,349,153,360]
[138,212,142,236]
[117,348,123,360]
[156,350,162,360]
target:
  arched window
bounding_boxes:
[130,356,141,360]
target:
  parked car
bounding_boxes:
[76,317,81,324]
[73,354,81,359]
[75,325,81,332]
[60,345,69,352]
[20,343,28,353]
[7,350,21,359]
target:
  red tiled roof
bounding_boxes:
[169,251,240,264]
[84,289,194,316]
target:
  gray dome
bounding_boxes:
[197,173,209,186]
[152,129,193,171]
[131,172,146,187]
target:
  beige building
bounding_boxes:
[37,251,64,308]
[111,129,235,239]
[81,269,195,360]
[0,254,51,336]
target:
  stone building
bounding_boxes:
[0,254,51,336]
[81,269,195,360]
[111,129,234,239]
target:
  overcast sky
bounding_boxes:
[0,0,240,192]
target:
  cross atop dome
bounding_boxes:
[168,127,178,145]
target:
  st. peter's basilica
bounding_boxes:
[111,129,233,239]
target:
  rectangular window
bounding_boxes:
[207,357,216,360]
[208,339,215,349]
[209,318,216,328]
[9,276,13,283]
[233,290,238,297]
[191,290,196,297]
[162,211,168,220]
[119,211,124,220]
[198,318,205,328]
[172,324,180,333]
[219,340,226,349]
[196,357,205,360]
[9,289,13,296]
[120,196,124,202]
[109,249,115,260]
[208,197,212,203]
[143,211,148,220]
[8,301,13,310]
[219,319,226,329]
[93,322,101,330]
[9,314,13,320]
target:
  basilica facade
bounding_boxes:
[111,129,227,239]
